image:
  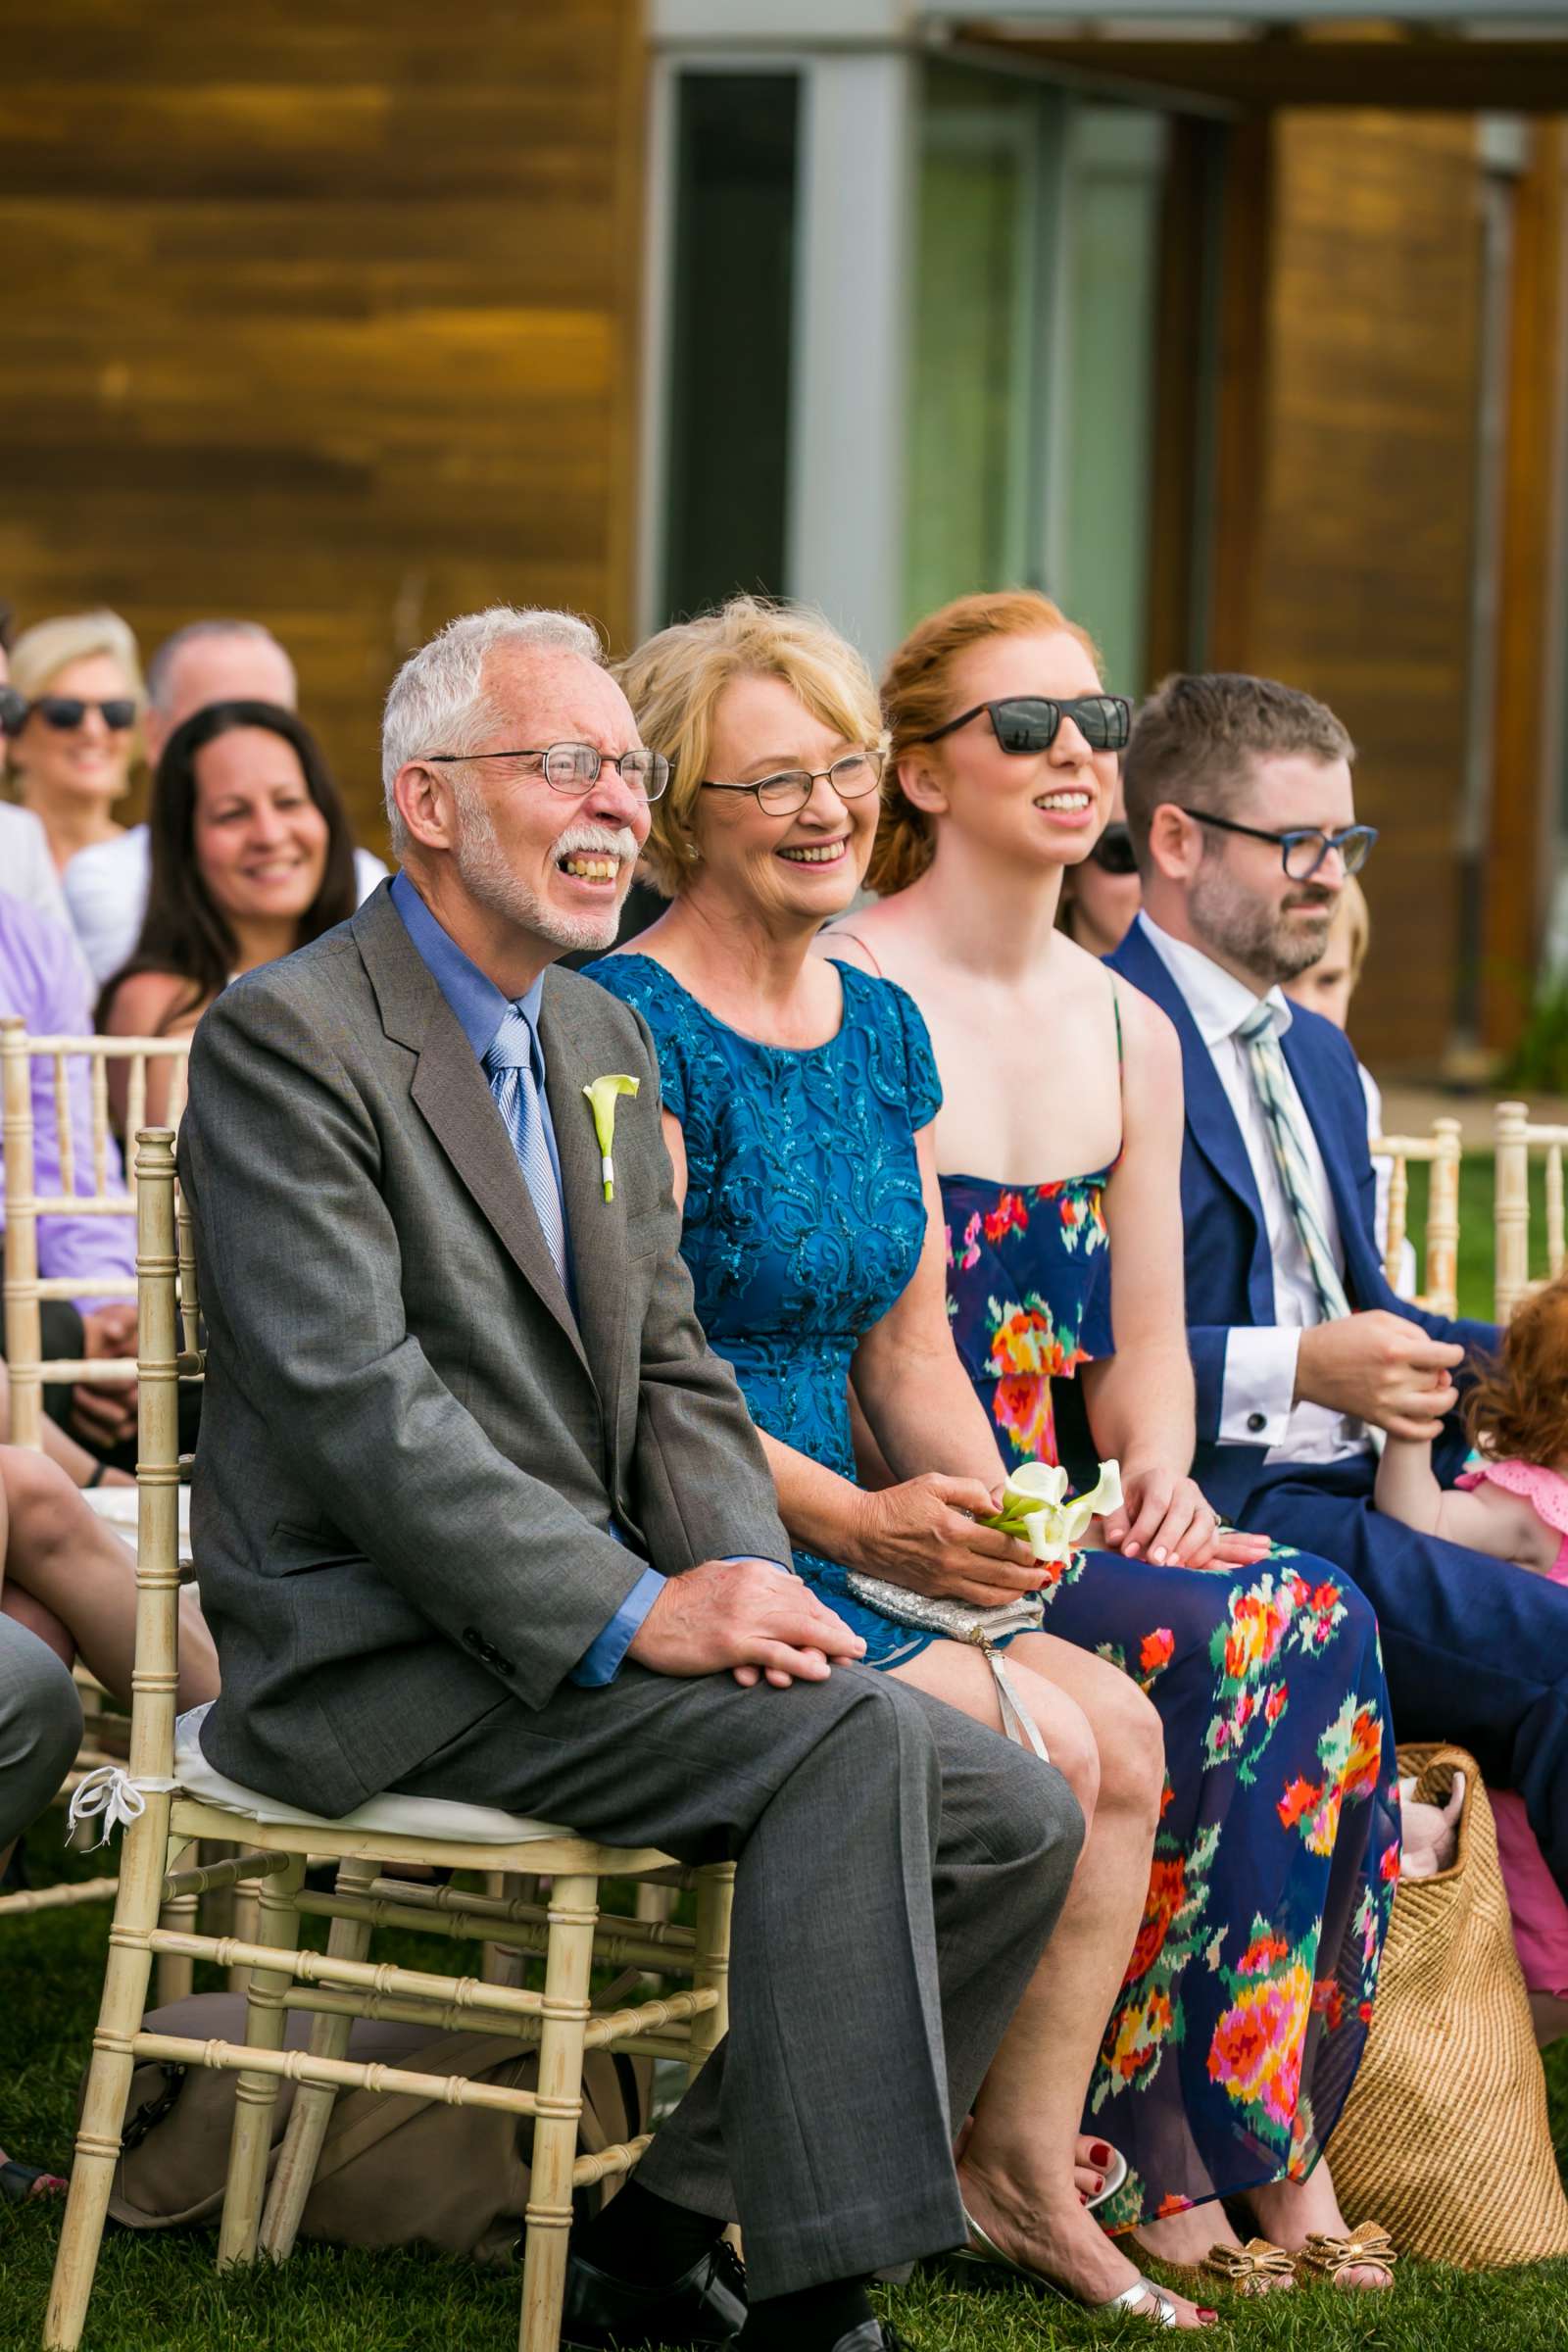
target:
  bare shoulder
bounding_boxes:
[1110,972,1181,1076]
[106,969,203,1040]
[816,922,879,973]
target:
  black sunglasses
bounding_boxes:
[31,695,138,732]
[1087,821,1138,877]
[0,686,25,739]
[915,695,1132,756]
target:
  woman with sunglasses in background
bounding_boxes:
[1059,767,1142,958]
[5,611,143,877]
[98,700,357,1124]
[828,591,1399,2294]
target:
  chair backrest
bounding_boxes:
[124,1127,200,1789]
[0,1017,190,1447]
[1367,1115,1462,1319]
[1494,1100,1568,1322]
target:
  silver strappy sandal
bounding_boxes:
[957,2201,1184,2328]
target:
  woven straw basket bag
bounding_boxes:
[1329,1743,1568,2267]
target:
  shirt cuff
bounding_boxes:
[570,1564,666,1687]
[1219,1327,1301,1449]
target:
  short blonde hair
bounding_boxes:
[9,609,144,705]
[614,597,886,896]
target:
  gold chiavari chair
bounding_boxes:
[1367,1114,1463,1318]
[46,1130,734,2352]
[1494,1099,1568,1322]
[0,1020,194,1959]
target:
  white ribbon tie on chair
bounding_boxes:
[66,1763,179,1849]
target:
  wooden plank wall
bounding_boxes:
[1211,112,1484,1069]
[1261,113,1484,1072]
[0,3,646,852]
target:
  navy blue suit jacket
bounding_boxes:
[1106,920,1495,1519]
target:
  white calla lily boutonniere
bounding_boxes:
[982,1458,1123,1568]
[583,1074,640,1200]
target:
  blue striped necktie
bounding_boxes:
[1237,998,1350,1324]
[483,1004,568,1289]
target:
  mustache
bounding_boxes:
[553,821,641,861]
[1282,889,1336,913]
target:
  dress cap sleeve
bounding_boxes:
[580,955,689,1124]
[1462,1455,1568,1539]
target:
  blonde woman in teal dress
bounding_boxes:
[827,587,1399,2292]
[589,597,1218,2328]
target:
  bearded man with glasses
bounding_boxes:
[1110,671,1568,1913]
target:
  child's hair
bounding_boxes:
[1464,1271,1568,1465]
[1335,873,1370,989]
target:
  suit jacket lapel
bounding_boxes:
[354,891,591,1378]
[538,972,627,1411]
[1113,925,1268,1232]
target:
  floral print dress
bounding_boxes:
[943,1158,1400,2223]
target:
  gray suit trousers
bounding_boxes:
[0,1614,83,1849]
[394,1657,1083,2296]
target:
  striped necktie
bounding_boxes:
[1237,999,1350,1324]
[483,1004,568,1290]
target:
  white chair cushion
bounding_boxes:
[173,1702,570,1846]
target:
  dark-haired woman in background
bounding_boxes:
[1058,768,1142,958]
[99,700,359,1123]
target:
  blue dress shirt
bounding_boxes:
[389,872,662,1685]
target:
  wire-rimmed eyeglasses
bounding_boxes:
[700,750,885,817]
[425,743,670,802]
[1180,808,1378,881]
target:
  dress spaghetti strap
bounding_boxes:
[830,930,884,978]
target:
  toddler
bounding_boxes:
[1375,1274,1568,2043]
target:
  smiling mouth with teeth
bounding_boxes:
[778,841,847,863]
[561,856,620,880]
[1034,792,1093,811]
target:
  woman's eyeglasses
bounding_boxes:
[915,696,1132,757]
[30,695,138,732]
[1179,808,1379,881]
[425,743,670,801]
[0,686,26,738]
[1087,822,1138,877]
[701,750,885,817]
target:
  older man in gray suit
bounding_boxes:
[177,608,1083,2352]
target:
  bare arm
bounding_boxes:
[1085,991,1267,1569]
[662,1109,1039,1602]
[104,971,204,1128]
[1375,1439,1559,1569]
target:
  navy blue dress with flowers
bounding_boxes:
[941,1158,1398,2223]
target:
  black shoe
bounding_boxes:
[562,2236,747,2348]
[826,2327,914,2352]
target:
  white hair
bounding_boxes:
[381,606,605,854]
[146,618,296,714]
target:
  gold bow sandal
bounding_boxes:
[957,2203,1184,2328]
[1297,2223,1398,2288]
[1200,2237,1297,2293]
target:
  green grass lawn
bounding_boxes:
[1406,1150,1552,1325]
[2,1841,1565,2352]
[3,1157,1563,2350]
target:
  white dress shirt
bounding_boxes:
[1138,913,1366,1465]
[63,823,391,984]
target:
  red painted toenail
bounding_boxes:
[1091,2141,1112,2164]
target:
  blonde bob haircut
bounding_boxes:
[614,596,887,897]
[9,609,145,707]
[871,588,1101,898]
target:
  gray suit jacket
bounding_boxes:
[177,885,790,1817]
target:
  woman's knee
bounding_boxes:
[1,1444,80,1547]
[1014,1670,1100,1823]
[1090,1673,1166,1824]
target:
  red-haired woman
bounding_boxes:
[828,590,1400,2289]
[1378,1273,1568,2045]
